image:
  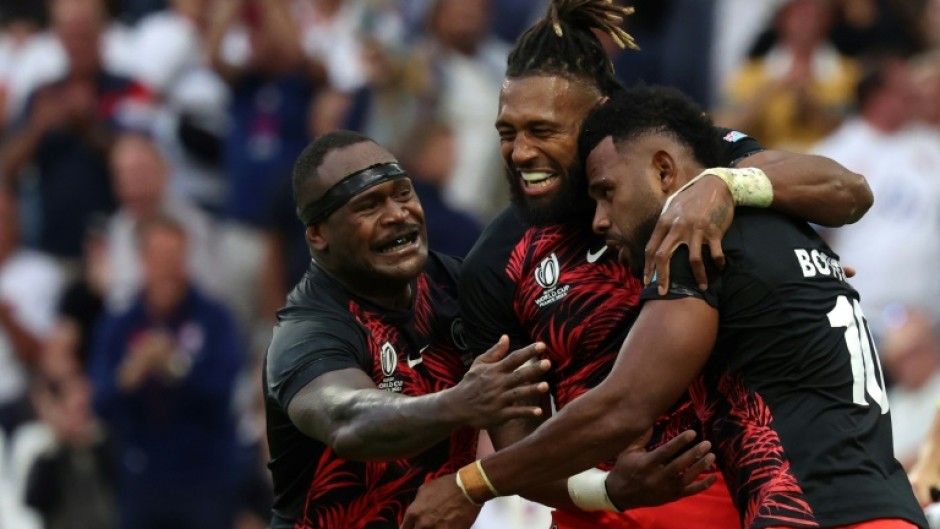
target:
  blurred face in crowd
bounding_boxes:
[865,60,917,132]
[882,309,940,391]
[111,135,168,220]
[431,0,490,55]
[496,75,602,226]
[586,136,674,277]
[53,0,104,78]
[776,0,833,52]
[0,190,19,262]
[141,224,191,318]
[305,142,428,295]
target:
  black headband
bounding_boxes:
[298,162,409,225]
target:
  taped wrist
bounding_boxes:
[455,460,499,505]
[567,468,621,512]
[703,167,773,208]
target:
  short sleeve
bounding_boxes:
[639,245,721,308]
[714,127,765,167]
[460,249,529,356]
[265,315,369,409]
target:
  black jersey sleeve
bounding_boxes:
[639,245,721,308]
[266,315,369,409]
[459,208,530,355]
[714,127,765,167]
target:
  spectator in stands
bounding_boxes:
[881,305,940,468]
[717,0,858,152]
[207,0,317,228]
[0,0,153,262]
[812,55,940,337]
[26,350,115,529]
[57,217,109,369]
[89,216,245,529]
[127,0,230,213]
[104,132,219,313]
[0,186,63,436]
[400,121,481,257]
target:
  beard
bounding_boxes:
[506,159,595,227]
[608,212,660,279]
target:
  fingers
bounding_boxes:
[707,231,726,271]
[673,450,716,486]
[644,220,670,286]
[499,342,548,372]
[680,473,717,497]
[400,513,414,529]
[688,232,707,291]
[476,335,510,363]
[649,429,699,465]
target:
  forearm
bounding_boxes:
[913,409,940,475]
[483,386,646,497]
[295,386,470,461]
[1,126,43,184]
[487,403,580,509]
[0,313,41,366]
[738,150,872,226]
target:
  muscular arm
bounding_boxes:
[483,298,718,492]
[738,149,872,227]
[287,338,549,462]
[401,298,718,528]
[646,150,872,291]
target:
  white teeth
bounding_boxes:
[520,171,553,183]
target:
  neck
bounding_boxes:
[319,261,414,311]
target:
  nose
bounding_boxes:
[511,134,538,167]
[379,197,411,225]
[592,203,611,235]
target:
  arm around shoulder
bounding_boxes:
[737,150,872,226]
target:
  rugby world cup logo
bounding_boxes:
[534,253,560,290]
[380,341,398,377]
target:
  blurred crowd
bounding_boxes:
[1,0,940,528]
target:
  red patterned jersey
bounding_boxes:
[264,252,476,529]
[459,128,764,527]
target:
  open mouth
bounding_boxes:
[375,229,421,254]
[520,171,559,193]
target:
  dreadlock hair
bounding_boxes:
[578,85,722,169]
[506,0,638,97]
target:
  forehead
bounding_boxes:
[497,76,600,125]
[318,142,398,188]
[585,137,623,181]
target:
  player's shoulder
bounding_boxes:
[726,209,843,275]
[463,205,528,281]
[712,126,765,166]
[423,250,462,289]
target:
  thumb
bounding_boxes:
[477,335,510,363]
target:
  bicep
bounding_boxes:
[286,368,378,444]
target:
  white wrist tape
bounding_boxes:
[567,468,620,512]
[704,167,773,208]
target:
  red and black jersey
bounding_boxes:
[641,209,928,529]
[459,128,764,527]
[263,252,476,529]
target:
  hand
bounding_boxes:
[449,336,550,429]
[645,174,733,294]
[605,429,717,510]
[401,474,480,529]
[910,459,940,506]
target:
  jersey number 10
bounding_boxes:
[827,295,889,414]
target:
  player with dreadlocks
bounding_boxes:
[403,0,874,528]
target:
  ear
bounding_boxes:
[306,224,328,252]
[652,150,680,195]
